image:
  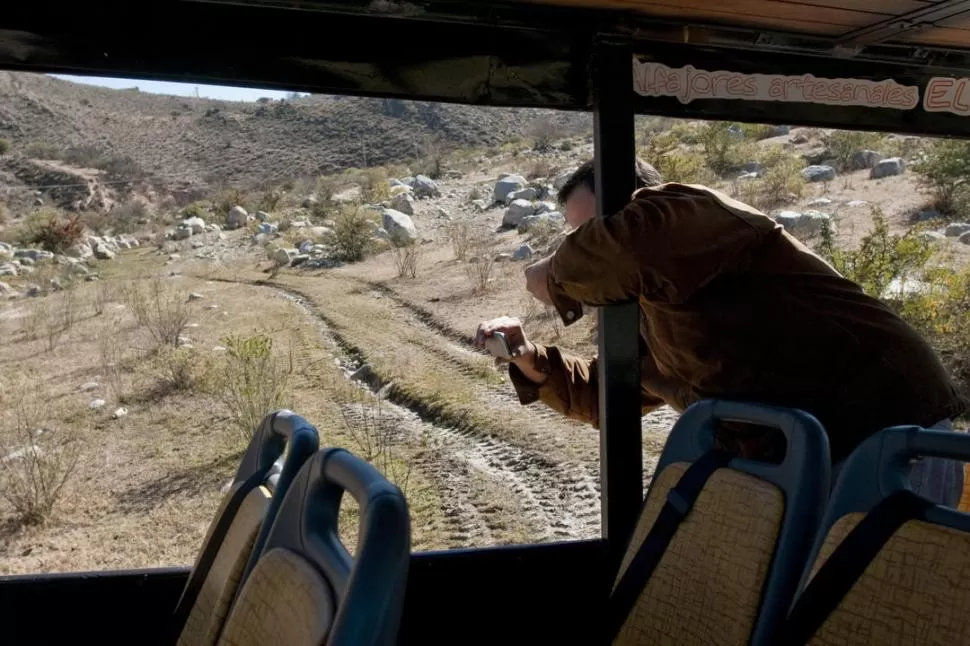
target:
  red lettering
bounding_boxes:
[925,78,954,111]
[955,79,970,113]
[768,78,786,99]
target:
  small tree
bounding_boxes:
[912,139,970,214]
[331,205,377,262]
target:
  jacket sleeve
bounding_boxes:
[507,342,666,428]
[545,186,765,325]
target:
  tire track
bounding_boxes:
[209,275,604,542]
[356,278,681,489]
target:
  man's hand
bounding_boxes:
[524,256,553,305]
[474,316,548,385]
[474,316,532,358]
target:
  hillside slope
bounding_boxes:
[0,72,590,190]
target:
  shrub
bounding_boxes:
[821,130,886,172]
[815,207,932,301]
[445,220,472,260]
[912,138,970,214]
[331,205,378,262]
[32,212,85,254]
[393,241,421,279]
[698,122,755,176]
[465,237,497,293]
[25,141,60,159]
[0,139,11,156]
[0,376,81,526]
[123,278,191,348]
[219,334,292,442]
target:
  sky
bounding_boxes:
[49,74,307,102]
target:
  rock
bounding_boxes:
[15,249,54,263]
[112,407,128,420]
[519,211,565,233]
[390,192,415,215]
[226,205,248,229]
[801,165,837,183]
[89,399,106,410]
[849,150,883,170]
[183,216,206,234]
[960,232,970,246]
[0,281,13,296]
[255,211,270,222]
[25,285,41,297]
[846,200,869,207]
[172,226,193,240]
[79,382,99,392]
[494,252,514,262]
[289,219,311,229]
[914,210,943,223]
[0,263,18,277]
[188,292,204,301]
[502,199,537,228]
[291,254,310,267]
[272,248,299,265]
[0,242,12,258]
[534,201,557,214]
[411,175,440,199]
[381,209,418,245]
[552,167,578,191]
[807,197,834,207]
[258,222,278,235]
[770,125,791,137]
[302,196,318,209]
[740,161,764,176]
[920,231,946,242]
[775,210,831,237]
[512,244,534,261]
[494,174,528,203]
[509,186,539,202]
[944,223,970,237]
[434,207,450,220]
[93,244,115,260]
[870,157,905,179]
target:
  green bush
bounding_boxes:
[815,207,932,299]
[912,138,970,214]
[219,334,292,442]
[821,130,886,171]
[331,205,379,262]
[698,122,755,176]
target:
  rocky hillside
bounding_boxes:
[0,72,590,194]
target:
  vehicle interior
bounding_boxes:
[4,0,970,644]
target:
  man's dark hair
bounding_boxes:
[557,157,663,205]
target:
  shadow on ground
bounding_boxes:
[113,450,244,514]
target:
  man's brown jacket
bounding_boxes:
[508,182,966,463]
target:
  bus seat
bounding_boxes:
[608,399,830,646]
[782,425,970,646]
[215,446,411,646]
[171,410,320,646]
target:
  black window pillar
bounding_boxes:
[592,38,642,564]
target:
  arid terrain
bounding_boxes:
[2,72,970,575]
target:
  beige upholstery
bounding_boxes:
[613,462,784,645]
[177,486,272,646]
[216,547,335,646]
[802,514,970,645]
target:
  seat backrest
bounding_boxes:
[612,399,830,646]
[784,425,970,646]
[216,446,411,646]
[173,409,320,646]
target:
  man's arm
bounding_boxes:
[546,184,767,324]
[507,342,666,428]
